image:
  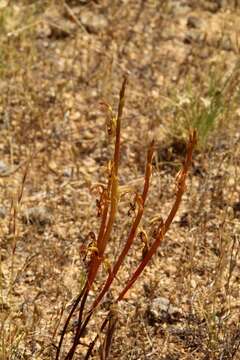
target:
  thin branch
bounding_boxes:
[117,130,197,301]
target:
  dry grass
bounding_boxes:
[0,1,240,360]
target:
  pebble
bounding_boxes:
[221,34,234,51]
[0,160,9,174]
[183,30,204,44]
[187,16,202,29]
[22,206,52,226]
[202,1,221,13]
[199,47,211,59]
[146,297,182,325]
[63,167,73,177]
[171,4,191,16]
[79,11,107,34]
[0,205,6,219]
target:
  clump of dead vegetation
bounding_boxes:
[54,78,196,359]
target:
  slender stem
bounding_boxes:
[83,131,196,359]
[55,285,86,360]
[117,130,197,301]
[61,77,127,360]
[74,141,154,341]
[85,76,127,290]
[91,141,154,310]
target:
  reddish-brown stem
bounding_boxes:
[84,77,127,291]
[117,130,197,302]
[74,141,154,341]
[84,131,196,359]
[61,77,127,360]
[90,141,154,310]
[56,187,110,360]
[55,285,87,360]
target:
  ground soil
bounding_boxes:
[0,1,240,359]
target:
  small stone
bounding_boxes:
[0,205,6,219]
[36,21,52,38]
[202,1,221,13]
[171,4,191,16]
[63,168,73,177]
[22,206,52,226]
[221,34,234,51]
[39,6,76,39]
[146,297,182,325]
[199,47,211,59]
[79,11,107,34]
[0,160,9,174]
[187,16,202,29]
[183,30,204,44]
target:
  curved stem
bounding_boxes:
[117,130,196,302]
[74,141,154,341]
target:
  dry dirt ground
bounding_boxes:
[0,1,240,359]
